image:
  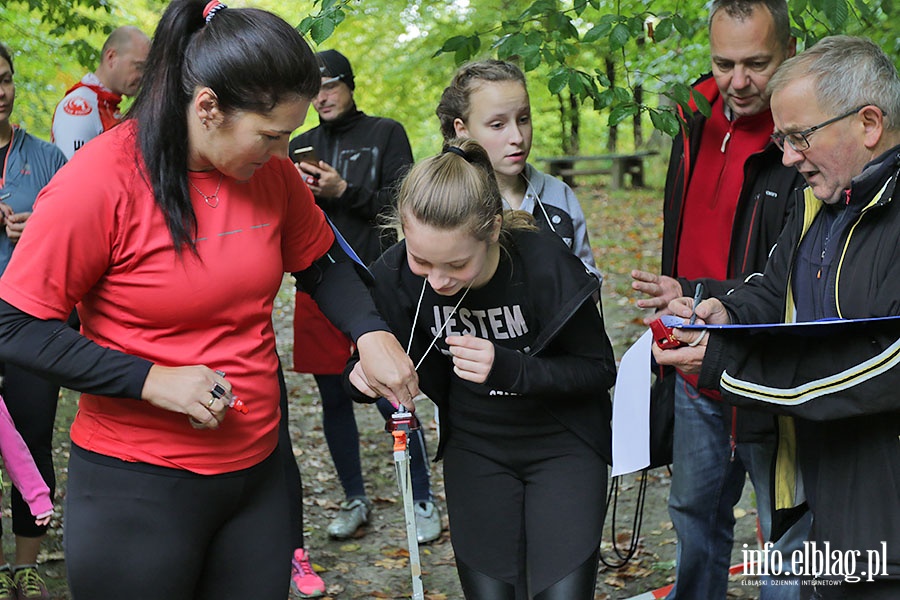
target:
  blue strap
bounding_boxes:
[324,214,373,279]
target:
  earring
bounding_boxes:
[201,118,208,127]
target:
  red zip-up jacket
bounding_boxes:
[659,74,805,442]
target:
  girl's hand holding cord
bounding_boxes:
[446,334,494,384]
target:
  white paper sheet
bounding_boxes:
[610,329,652,477]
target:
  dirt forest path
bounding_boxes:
[30,183,764,599]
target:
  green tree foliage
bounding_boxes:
[423,0,894,140]
[1,0,896,155]
[292,0,894,154]
[0,0,165,138]
[293,0,627,157]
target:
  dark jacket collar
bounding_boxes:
[320,108,365,135]
[847,143,900,207]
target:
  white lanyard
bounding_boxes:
[406,277,471,372]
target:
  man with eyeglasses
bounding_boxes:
[631,1,809,597]
[656,36,900,599]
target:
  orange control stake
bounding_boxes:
[392,429,407,452]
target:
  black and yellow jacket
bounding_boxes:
[700,145,900,580]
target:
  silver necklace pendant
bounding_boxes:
[190,173,224,208]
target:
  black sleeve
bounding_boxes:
[0,299,152,398]
[486,299,617,397]
[718,213,797,325]
[699,317,900,420]
[293,239,390,343]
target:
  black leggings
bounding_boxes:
[0,361,60,538]
[456,546,601,600]
[443,428,607,599]
[65,446,291,600]
[277,362,306,549]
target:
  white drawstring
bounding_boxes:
[521,171,556,234]
[407,277,471,372]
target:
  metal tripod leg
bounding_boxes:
[393,426,425,600]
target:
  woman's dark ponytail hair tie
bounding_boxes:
[203,0,227,24]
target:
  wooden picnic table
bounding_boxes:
[538,150,659,189]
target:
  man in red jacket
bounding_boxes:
[631,1,809,598]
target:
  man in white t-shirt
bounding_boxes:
[51,26,150,159]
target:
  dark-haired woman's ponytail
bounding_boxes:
[129,0,208,254]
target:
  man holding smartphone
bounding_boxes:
[290,50,413,261]
[285,49,440,599]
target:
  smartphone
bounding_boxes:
[292,146,320,166]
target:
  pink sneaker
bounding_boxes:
[291,548,326,599]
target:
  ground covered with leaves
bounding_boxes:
[17,180,764,599]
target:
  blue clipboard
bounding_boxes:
[661,314,900,336]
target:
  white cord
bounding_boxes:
[522,171,556,234]
[406,279,428,356]
[407,277,471,372]
[687,329,708,347]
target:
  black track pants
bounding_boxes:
[443,427,607,599]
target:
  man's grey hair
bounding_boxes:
[709,0,792,51]
[768,36,900,131]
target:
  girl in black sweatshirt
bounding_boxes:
[347,138,616,599]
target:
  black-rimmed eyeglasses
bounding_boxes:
[771,105,873,152]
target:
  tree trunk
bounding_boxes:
[606,56,617,152]
[634,36,645,148]
[566,90,580,155]
[556,91,581,156]
[634,84,644,148]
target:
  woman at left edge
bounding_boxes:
[0,1,417,598]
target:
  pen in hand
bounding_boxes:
[689,282,704,325]
[213,370,249,414]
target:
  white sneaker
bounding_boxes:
[414,500,442,543]
[327,497,371,539]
